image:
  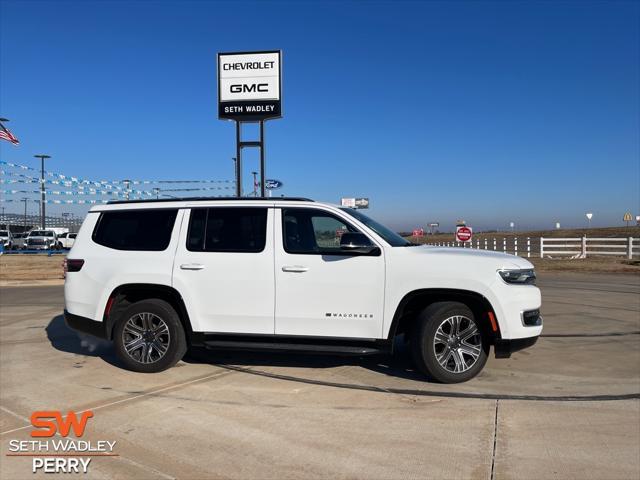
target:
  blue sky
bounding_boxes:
[1,0,638,231]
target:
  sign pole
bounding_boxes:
[235,121,242,197]
[260,120,266,197]
[218,51,281,199]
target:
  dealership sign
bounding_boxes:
[265,179,283,190]
[218,50,282,121]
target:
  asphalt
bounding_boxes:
[0,272,638,479]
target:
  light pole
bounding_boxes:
[123,179,131,201]
[251,171,258,197]
[21,197,28,232]
[232,157,239,196]
[34,154,51,229]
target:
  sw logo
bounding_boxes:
[30,410,94,437]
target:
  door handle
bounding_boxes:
[180,263,205,271]
[281,265,309,273]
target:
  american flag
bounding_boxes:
[0,122,19,145]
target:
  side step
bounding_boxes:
[201,339,389,356]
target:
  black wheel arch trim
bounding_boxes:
[103,283,194,342]
[387,288,500,342]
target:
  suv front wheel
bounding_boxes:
[114,299,187,373]
[410,301,489,383]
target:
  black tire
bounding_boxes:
[113,299,187,373]
[410,301,489,383]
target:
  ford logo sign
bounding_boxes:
[265,179,283,190]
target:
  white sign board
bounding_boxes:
[218,51,282,121]
[340,197,369,209]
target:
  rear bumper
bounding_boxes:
[64,310,108,340]
[494,335,538,359]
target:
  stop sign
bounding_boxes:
[456,226,473,243]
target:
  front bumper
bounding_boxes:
[64,310,108,339]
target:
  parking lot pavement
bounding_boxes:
[0,273,639,479]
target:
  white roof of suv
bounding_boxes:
[91,197,318,212]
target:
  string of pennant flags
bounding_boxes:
[0,125,236,212]
[0,197,237,204]
[0,198,110,204]
[0,160,237,209]
[0,161,235,186]
[1,185,235,196]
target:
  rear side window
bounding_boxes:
[187,207,267,253]
[93,209,178,251]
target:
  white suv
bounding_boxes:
[64,198,542,383]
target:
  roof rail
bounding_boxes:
[107,196,315,205]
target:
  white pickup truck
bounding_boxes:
[64,198,542,383]
[24,229,60,250]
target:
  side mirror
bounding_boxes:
[340,232,379,255]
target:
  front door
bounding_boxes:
[274,207,385,338]
[173,206,274,334]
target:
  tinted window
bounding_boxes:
[282,208,360,255]
[187,208,267,253]
[340,208,411,247]
[93,209,178,251]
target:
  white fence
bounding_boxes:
[539,237,639,259]
[426,237,639,259]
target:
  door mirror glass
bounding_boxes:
[340,232,379,255]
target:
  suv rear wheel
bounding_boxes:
[410,301,489,383]
[114,299,187,373]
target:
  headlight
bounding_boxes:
[498,269,536,285]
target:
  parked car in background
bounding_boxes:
[0,230,13,250]
[49,227,69,237]
[12,233,28,250]
[58,232,77,249]
[25,230,60,250]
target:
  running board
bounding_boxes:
[201,339,388,356]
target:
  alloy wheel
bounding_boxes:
[432,315,482,373]
[122,312,171,364]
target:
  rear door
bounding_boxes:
[274,207,385,338]
[172,206,274,334]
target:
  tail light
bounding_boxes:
[64,258,85,273]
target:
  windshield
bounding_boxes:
[0,231,8,236]
[340,208,412,247]
[30,231,54,237]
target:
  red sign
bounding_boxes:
[456,226,473,243]
[412,228,424,237]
